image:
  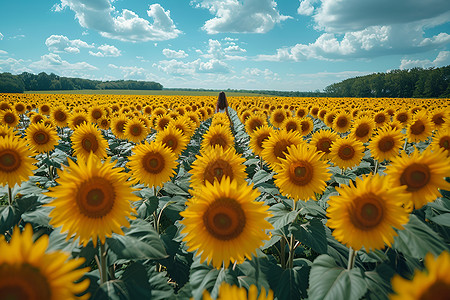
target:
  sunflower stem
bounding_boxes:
[99,242,108,284]
[347,247,357,270]
[374,160,379,174]
[287,199,297,269]
[280,238,286,269]
[402,137,408,151]
[7,185,13,206]
[46,152,54,181]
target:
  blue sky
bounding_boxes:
[0,0,449,91]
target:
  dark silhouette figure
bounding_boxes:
[215,91,231,121]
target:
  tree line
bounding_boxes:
[323,66,450,98]
[0,72,163,93]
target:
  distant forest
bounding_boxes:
[1,66,449,98]
[0,72,163,93]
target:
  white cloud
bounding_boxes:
[192,0,291,34]
[29,53,97,77]
[0,32,3,40]
[45,35,94,53]
[310,0,450,33]
[154,58,231,76]
[54,1,181,42]
[400,51,450,69]
[297,0,317,16]
[0,50,7,55]
[203,39,247,60]
[198,59,230,73]
[89,44,121,57]
[242,67,279,80]
[0,57,32,74]
[162,48,188,59]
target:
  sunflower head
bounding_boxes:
[329,136,365,169]
[0,109,19,128]
[249,125,275,156]
[310,129,339,160]
[368,126,404,162]
[245,114,267,134]
[180,177,273,269]
[270,108,288,128]
[25,122,59,154]
[155,125,189,157]
[46,153,139,246]
[0,224,90,299]
[327,174,410,251]
[0,135,37,187]
[350,116,375,143]
[261,129,303,170]
[51,106,69,127]
[201,124,235,153]
[124,118,149,144]
[111,114,129,139]
[431,128,450,156]
[71,122,108,161]
[407,110,433,143]
[333,112,351,133]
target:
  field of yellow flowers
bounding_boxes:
[0,93,449,299]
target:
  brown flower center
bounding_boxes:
[54,110,67,122]
[81,133,99,153]
[256,132,271,149]
[204,159,233,184]
[130,124,142,137]
[92,110,102,120]
[355,123,370,138]
[285,121,298,132]
[4,113,16,125]
[142,152,165,174]
[317,138,332,154]
[163,135,178,153]
[76,176,115,218]
[374,114,386,124]
[350,193,384,230]
[273,139,293,160]
[378,136,394,152]
[0,150,21,173]
[301,121,310,133]
[273,112,285,124]
[439,136,450,150]
[400,163,430,192]
[338,145,355,160]
[336,116,348,128]
[432,113,445,126]
[410,120,425,135]
[289,161,314,186]
[33,130,50,145]
[249,119,263,132]
[396,112,408,123]
[419,280,450,300]
[203,198,246,240]
[209,134,228,148]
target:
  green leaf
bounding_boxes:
[332,173,355,185]
[290,218,328,254]
[364,266,394,300]
[393,214,447,258]
[22,206,52,228]
[146,264,176,300]
[0,206,16,235]
[237,253,271,292]
[309,254,367,300]
[430,213,450,226]
[189,258,239,300]
[163,181,190,196]
[106,219,167,261]
[252,170,274,187]
[92,280,130,300]
[137,196,159,219]
[268,202,299,230]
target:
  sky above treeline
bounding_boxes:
[0,0,449,91]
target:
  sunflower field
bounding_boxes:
[0,93,449,300]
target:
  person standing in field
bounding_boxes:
[216,91,230,117]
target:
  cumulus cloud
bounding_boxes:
[243,67,279,80]
[45,35,94,53]
[53,0,181,42]
[192,0,291,34]
[400,51,450,69]
[0,50,8,55]
[162,49,188,59]
[29,53,97,77]
[89,44,121,57]
[154,58,231,76]
[0,57,32,73]
[203,39,247,60]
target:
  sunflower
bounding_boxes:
[155,125,189,157]
[124,118,149,144]
[431,128,450,155]
[274,144,331,201]
[281,116,302,133]
[171,116,195,138]
[128,141,178,188]
[350,116,375,143]
[0,224,90,300]
[186,112,201,129]
[14,102,26,114]
[299,118,314,136]
[327,174,410,251]
[180,177,273,269]
[190,145,247,187]
[88,105,104,124]
[0,135,37,187]
[373,111,388,128]
[155,114,172,132]
[25,122,59,154]
[68,112,88,130]
[71,123,108,161]
[296,107,308,118]
[0,124,15,138]
[249,125,276,156]
[270,108,287,128]
[407,110,433,143]
[39,104,51,116]
[329,136,365,169]
[201,124,235,152]
[110,114,128,140]
[385,147,450,209]
[333,112,352,133]
[30,113,46,124]
[261,129,303,170]
[97,117,110,130]
[0,109,19,128]
[430,110,447,130]
[310,106,319,119]
[50,106,69,127]
[203,283,274,300]
[46,154,138,247]
[309,129,339,160]
[395,110,411,127]
[324,111,337,128]
[390,251,450,300]
[368,126,404,162]
[245,114,267,134]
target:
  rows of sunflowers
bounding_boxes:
[0,93,449,299]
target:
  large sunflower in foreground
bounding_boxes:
[390,251,450,300]
[329,136,365,169]
[327,174,410,251]
[274,144,331,201]
[261,129,303,170]
[0,135,37,187]
[201,124,235,152]
[0,224,90,300]
[368,126,404,162]
[46,154,139,247]
[180,177,273,269]
[190,145,247,187]
[155,125,189,157]
[385,147,450,209]
[71,122,108,161]
[309,129,339,160]
[25,122,59,154]
[128,141,178,188]
[203,283,274,300]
